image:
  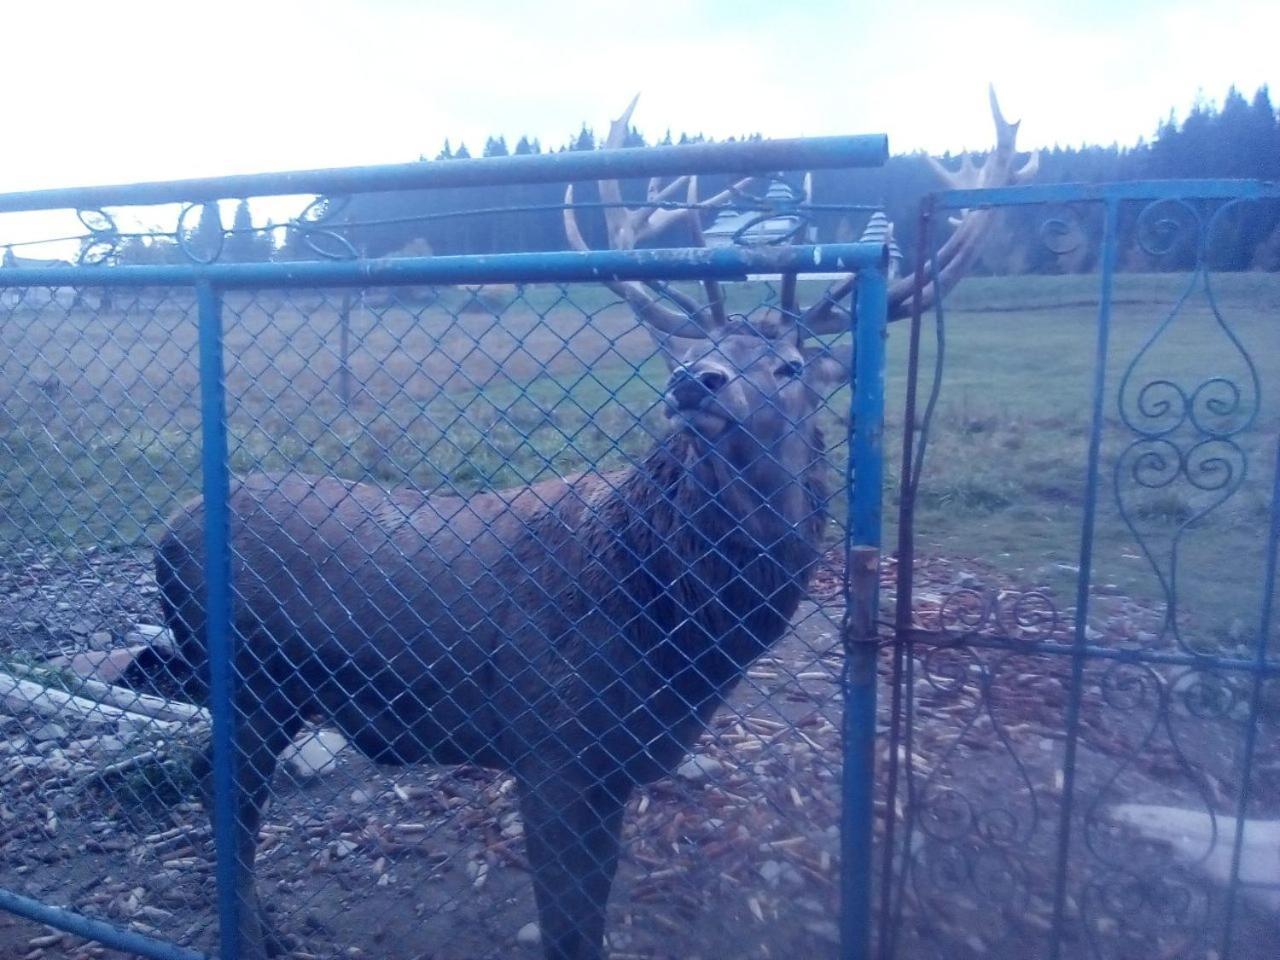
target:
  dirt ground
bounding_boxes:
[1,548,1277,960]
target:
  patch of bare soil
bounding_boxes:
[1,548,1276,959]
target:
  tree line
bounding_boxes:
[118,85,1280,273]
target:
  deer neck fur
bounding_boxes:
[569,422,828,673]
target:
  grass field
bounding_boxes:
[886,271,1279,652]
[1,271,1276,650]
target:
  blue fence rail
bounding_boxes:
[0,136,888,960]
[883,178,1280,960]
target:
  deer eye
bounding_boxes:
[774,360,804,379]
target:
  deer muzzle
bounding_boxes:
[665,365,729,416]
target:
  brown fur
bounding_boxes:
[144,326,835,960]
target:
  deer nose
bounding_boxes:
[666,365,728,411]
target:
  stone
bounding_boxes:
[127,624,171,646]
[44,646,153,685]
[758,859,783,886]
[499,812,524,839]
[282,730,349,779]
[31,722,68,743]
[95,736,126,755]
[675,754,723,783]
[516,922,541,947]
[804,919,840,943]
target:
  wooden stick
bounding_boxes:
[0,671,202,738]
[7,662,208,723]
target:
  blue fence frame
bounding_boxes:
[0,137,889,960]
[885,178,1280,960]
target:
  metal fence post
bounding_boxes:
[1221,434,1280,958]
[842,264,887,960]
[1048,197,1119,959]
[196,280,241,960]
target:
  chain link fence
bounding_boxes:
[0,137,890,960]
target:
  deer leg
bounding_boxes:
[518,773,631,960]
[194,693,302,960]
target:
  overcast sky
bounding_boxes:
[1,0,1275,194]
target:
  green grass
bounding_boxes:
[1,273,1275,651]
[881,271,1279,650]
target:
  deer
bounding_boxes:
[128,89,1034,960]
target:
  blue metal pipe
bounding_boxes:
[195,282,241,960]
[1219,435,1280,959]
[0,135,888,214]
[841,266,887,960]
[0,241,887,290]
[935,178,1280,210]
[896,629,1280,675]
[851,270,887,550]
[0,888,207,960]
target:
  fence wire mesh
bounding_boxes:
[1,275,865,960]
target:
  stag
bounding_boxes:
[132,90,1032,960]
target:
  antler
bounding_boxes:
[563,95,757,340]
[565,87,1038,343]
[799,86,1039,334]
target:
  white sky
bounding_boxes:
[0,0,1275,194]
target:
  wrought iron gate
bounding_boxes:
[881,180,1280,960]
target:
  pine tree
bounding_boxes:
[224,200,270,262]
[1248,87,1280,179]
[184,202,225,262]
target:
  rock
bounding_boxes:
[758,859,783,886]
[282,730,349,779]
[44,646,154,685]
[89,631,113,650]
[31,722,68,743]
[127,624,171,645]
[516,922,541,947]
[69,621,93,637]
[499,812,524,839]
[804,919,840,943]
[349,788,372,804]
[95,736,126,755]
[675,754,723,783]
[332,839,358,859]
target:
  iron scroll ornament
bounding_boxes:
[1114,197,1262,656]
